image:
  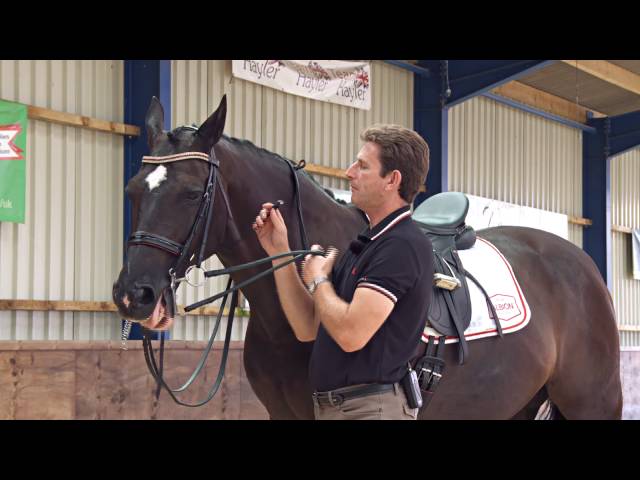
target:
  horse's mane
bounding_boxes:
[223,135,349,206]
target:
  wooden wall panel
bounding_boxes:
[0,341,268,420]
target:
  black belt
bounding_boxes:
[312,383,395,407]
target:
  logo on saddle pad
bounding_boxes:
[488,294,521,322]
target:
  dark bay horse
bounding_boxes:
[113,95,622,419]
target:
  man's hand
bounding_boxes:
[252,203,290,257]
[302,245,339,285]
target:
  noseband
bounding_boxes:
[124,145,322,407]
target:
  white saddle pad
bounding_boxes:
[422,237,531,345]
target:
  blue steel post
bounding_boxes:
[123,60,172,340]
[412,60,555,208]
[583,117,611,289]
[413,61,448,208]
[583,110,640,289]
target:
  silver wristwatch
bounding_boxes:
[308,275,330,294]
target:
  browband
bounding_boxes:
[142,152,212,164]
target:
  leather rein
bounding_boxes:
[125,144,321,407]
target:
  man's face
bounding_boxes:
[346,142,389,211]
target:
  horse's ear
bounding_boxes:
[145,96,165,150]
[197,95,227,150]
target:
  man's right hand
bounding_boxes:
[252,202,290,257]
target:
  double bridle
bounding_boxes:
[124,143,321,407]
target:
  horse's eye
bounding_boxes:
[186,191,202,202]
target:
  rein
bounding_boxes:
[124,145,321,407]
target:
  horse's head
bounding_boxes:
[112,95,228,331]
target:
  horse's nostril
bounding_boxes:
[131,284,156,306]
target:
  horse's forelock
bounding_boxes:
[167,125,198,140]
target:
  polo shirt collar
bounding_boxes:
[358,205,412,244]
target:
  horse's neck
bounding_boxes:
[218,140,362,258]
[214,139,364,305]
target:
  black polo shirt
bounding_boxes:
[308,205,434,392]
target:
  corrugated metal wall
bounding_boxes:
[170,60,413,340]
[1,60,632,352]
[611,148,640,348]
[0,60,124,340]
[1,61,633,348]
[448,96,584,247]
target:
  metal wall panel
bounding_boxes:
[448,96,584,247]
[611,148,640,347]
[170,60,413,340]
[0,60,124,340]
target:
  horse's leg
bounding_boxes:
[243,322,300,419]
[546,371,622,420]
[545,336,623,420]
[509,388,568,420]
[253,327,316,420]
[510,388,548,420]
[543,270,623,420]
[279,357,315,420]
[243,318,316,420]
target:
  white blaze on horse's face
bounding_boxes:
[145,165,167,191]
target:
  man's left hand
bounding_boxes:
[302,245,339,285]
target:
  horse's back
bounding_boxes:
[477,225,599,275]
[477,226,614,314]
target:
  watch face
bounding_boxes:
[308,276,326,294]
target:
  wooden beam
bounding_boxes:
[0,299,246,317]
[0,340,248,351]
[491,81,606,123]
[27,105,140,137]
[612,225,634,234]
[304,163,348,179]
[561,60,640,96]
[305,162,426,192]
[0,300,118,312]
[1,299,635,333]
[618,324,640,332]
[569,216,593,227]
[304,163,589,213]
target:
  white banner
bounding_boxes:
[232,60,371,110]
[632,229,640,280]
[328,191,569,239]
[465,194,569,240]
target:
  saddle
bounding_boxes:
[412,192,501,366]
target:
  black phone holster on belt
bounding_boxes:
[401,365,423,409]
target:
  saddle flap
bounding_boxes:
[427,249,472,364]
[428,250,472,336]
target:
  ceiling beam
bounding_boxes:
[561,60,640,96]
[433,60,556,108]
[490,81,606,123]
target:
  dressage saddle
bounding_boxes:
[412,192,500,365]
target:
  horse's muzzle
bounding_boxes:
[112,279,161,321]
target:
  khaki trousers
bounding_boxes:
[312,383,419,420]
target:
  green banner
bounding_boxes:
[0,99,27,223]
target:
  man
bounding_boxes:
[253,125,433,420]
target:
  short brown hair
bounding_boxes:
[360,124,430,202]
